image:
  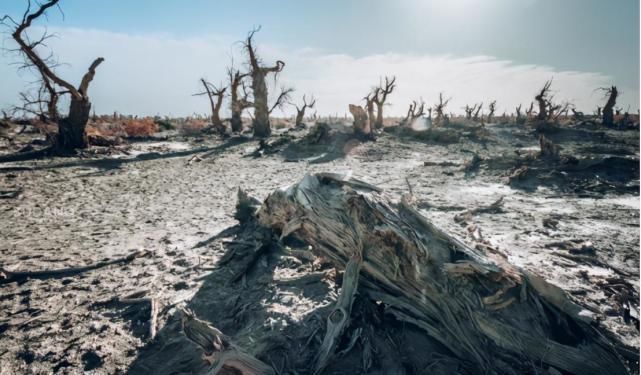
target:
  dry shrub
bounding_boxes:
[180,118,207,135]
[87,120,126,137]
[122,118,158,137]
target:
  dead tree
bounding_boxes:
[525,102,534,118]
[294,94,316,128]
[402,100,425,126]
[194,79,226,135]
[257,173,634,375]
[571,108,584,121]
[464,105,473,119]
[472,102,483,121]
[515,104,522,120]
[228,68,252,133]
[433,93,450,127]
[464,104,478,119]
[269,86,294,118]
[535,80,552,121]
[487,100,497,122]
[552,102,571,121]
[364,92,376,131]
[372,76,396,129]
[2,0,104,151]
[244,27,286,138]
[601,86,618,127]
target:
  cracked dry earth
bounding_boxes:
[0,122,638,374]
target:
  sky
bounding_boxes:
[0,0,639,117]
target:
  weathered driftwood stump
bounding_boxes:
[255,173,634,375]
[349,104,370,136]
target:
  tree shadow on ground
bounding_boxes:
[0,136,254,174]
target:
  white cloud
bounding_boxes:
[0,27,636,117]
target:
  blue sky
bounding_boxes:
[1,0,638,116]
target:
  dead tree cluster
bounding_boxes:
[402,99,425,126]
[532,80,573,123]
[193,27,294,137]
[472,102,483,121]
[464,103,482,120]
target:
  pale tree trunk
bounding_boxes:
[252,71,271,138]
[228,70,250,133]
[244,28,286,138]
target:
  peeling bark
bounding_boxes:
[256,173,635,375]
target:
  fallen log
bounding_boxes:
[255,173,635,374]
[0,250,148,284]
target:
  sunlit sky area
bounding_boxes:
[1,0,638,116]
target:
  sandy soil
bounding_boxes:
[0,121,638,374]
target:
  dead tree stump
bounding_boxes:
[255,173,635,375]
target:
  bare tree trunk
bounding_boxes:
[195,78,226,135]
[364,94,376,132]
[252,71,271,137]
[375,104,384,129]
[294,95,316,128]
[602,86,617,127]
[244,28,286,138]
[228,70,250,133]
[231,111,243,133]
[295,110,304,127]
[57,97,90,150]
[372,76,396,129]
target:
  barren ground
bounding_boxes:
[0,121,638,374]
